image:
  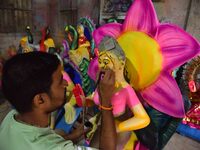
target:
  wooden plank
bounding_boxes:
[23,11,27,29]
[28,12,33,28]
[72,0,77,9]
[14,0,18,8]
[7,8,12,32]
[61,10,77,26]
[20,10,24,32]
[60,0,77,10]
[18,0,22,9]
[16,10,21,32]
[186,0,200,41]
[4,9,8,32]
[11,5,16,32]
[14,10,18,32]
[59,0,78,26]
[22,0,27,9]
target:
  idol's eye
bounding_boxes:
[103,58,110,65]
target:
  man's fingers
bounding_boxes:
[108,69,115,82]
[100,69,112,81]
[73,122,83,129]
[84,127,92,134]
[103,69,115,86]
[77,123,84,129]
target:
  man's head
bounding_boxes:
[2,52,67,114]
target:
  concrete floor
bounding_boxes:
[164,133,200,150]
[0,101,200,150]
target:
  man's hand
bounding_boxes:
[70,123,85,140]
[97,69,117,150]
[56,123,87,143]
[98,69,115,107]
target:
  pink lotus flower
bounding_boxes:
[93,0,200,118]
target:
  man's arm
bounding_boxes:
[100,107,116,150]
[55,123,85,143]
[98,69,117,150]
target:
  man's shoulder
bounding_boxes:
[0,110,98,150]
[0,109,16,127]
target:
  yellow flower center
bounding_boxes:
[118,31,163,90]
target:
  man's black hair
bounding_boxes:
[2,52,60,113]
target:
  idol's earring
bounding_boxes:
[188,80,197,92]
[115,82,120,88]
[119,61,125,70]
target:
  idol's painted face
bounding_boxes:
[77,25,84,35]
[98,51,114,70]
[98,51,124,72]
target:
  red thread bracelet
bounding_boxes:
[99,105,113,111]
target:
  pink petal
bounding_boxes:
[87,57,99,81]
[93,23,122,46]
[141,71,185,118]
[122,0,159,36]
[155,24,200,71]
